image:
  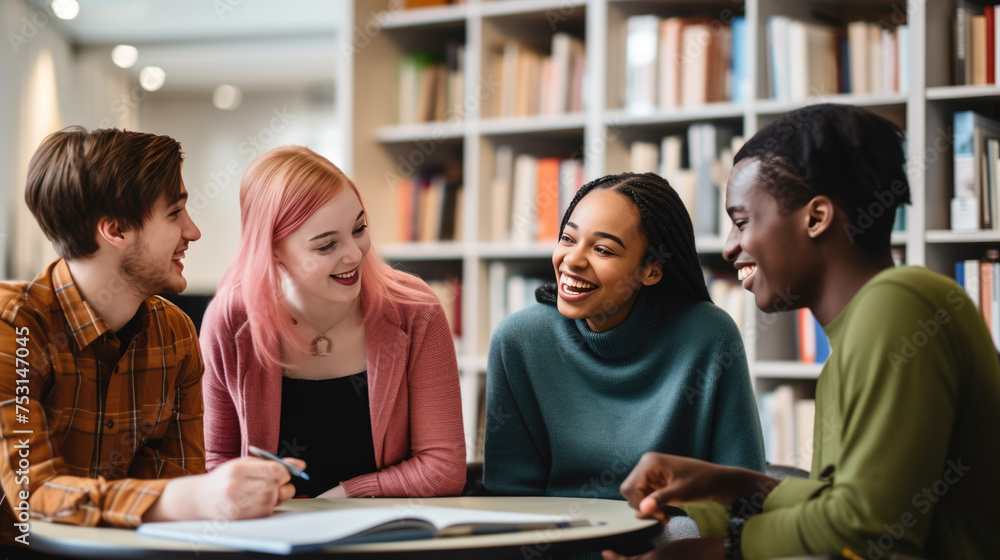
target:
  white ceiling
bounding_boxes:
[46,0,344,93]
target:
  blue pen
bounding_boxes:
[248,445,310,480]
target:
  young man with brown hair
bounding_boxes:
[0,127,302,545]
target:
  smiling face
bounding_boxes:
[121,184,201,296]
[723,158,815,312]
[272,189,370,306]
[552,188,662,332]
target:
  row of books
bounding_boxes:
[796,308,830,364]
[954,3,1000,86]
[490,33,587,119]
[758,385,815,471]
[707,276,745,335]
[951,110,1000,231]
[489,147,584,243]
[767,17,909,102]
[629,124,743,237]
[427,275,463,347]
[398,43,465,124]
[393,166,464,243]
[486,264,547,333]
[402,0,464,10]
[624,15,747,113]
[955,249,1000,351]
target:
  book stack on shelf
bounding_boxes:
[403,0,464,8]
[393,163,464,243]
[708,274,745,334]
[487,263,547,332]
[953,2,1000,86]
[796,308,831,365]
[766,16,909,102]
[623,14,746,113]
[758,384,815,472]
[491,32,587,118]
[427,274,463,349]
[955,248,1000,350]
[489,146,584,243]
[398,42,466,124]
[951,110,1000,231]
[351,0,1000,462]
[629,126,743,237]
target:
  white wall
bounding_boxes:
[138,89,342,293]
[1,0,138,281]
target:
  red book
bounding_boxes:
[987,6,996,84]
[396,178,415,242]
[535,158,561,242]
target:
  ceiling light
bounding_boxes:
[111,45,138,69]
[139,66,166,92]
[213,85,243,110]
[51,0,79,20]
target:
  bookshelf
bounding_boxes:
[350,0,1000,460]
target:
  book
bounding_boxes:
[625,15,660,113]
[952,110,1000,231]
[797,308,830,364]
[730,16,749,103]
[137,506,589,555]
[510,154,539,242]
[536,158,561,242]
[491,145,514,241]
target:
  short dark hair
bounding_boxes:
[537,172,711,304]
[733,103,909,257]
[24,126,185,259]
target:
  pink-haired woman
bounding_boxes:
[200,146,465,498]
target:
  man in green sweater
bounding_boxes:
[605,104,1000,560]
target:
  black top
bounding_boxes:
[277,372,377,498]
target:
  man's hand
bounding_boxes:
[144,457,307,522]
[619,453,775,521]
[602,537,725,560]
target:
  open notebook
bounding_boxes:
[137,505,596,554]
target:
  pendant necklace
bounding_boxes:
[297,297,360,357]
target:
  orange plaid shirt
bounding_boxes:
[0,259,205,531]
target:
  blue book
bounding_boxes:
[956,261,965,289]
[731,16,748,103]
[814,314,831,363]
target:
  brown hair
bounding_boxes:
[24,126,185,259]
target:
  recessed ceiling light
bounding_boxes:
[51,0,79,20]
[213,85,243,110]
[139,66,166,92]
[111,45,138,69]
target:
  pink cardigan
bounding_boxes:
[199,279,466,497]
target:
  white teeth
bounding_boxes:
[560,274,596,290]
[737,265,756,282]
[333,269,357,279]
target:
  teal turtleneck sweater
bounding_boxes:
[483,288,766,499]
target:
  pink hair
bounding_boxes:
[216,145,435,370]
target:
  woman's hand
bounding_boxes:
[619,453,776,521]
[317,485,347,499]
[602,537,725,560]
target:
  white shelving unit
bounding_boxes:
[350,0,1000,453]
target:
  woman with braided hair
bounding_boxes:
[482,172,765,502]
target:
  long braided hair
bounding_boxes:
[536,172,711,304]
